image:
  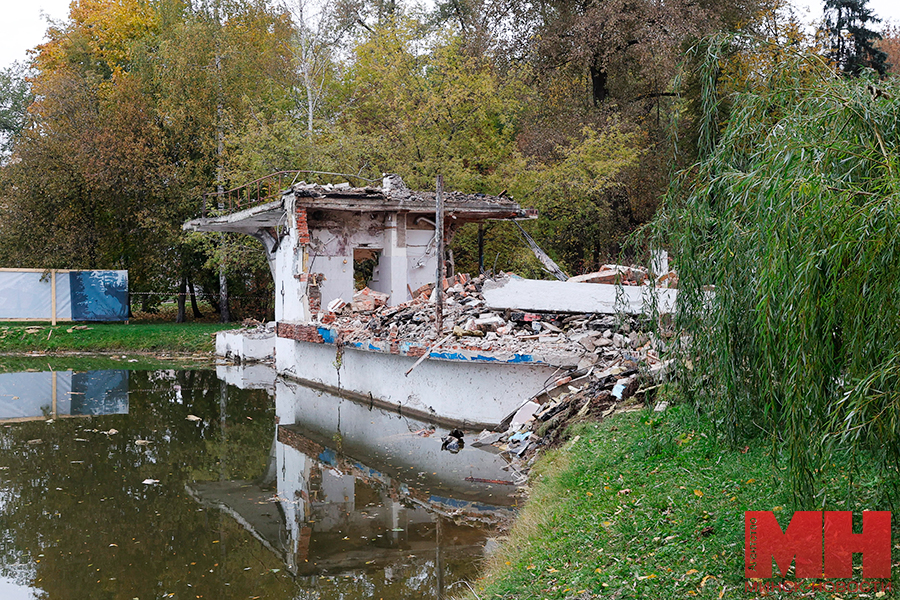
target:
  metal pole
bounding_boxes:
[477,224,484,274]
[434,175,444,335]
[50,270,57,326]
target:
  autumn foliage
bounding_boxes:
[0,0,766,318]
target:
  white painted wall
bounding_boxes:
[274,205,440,313]
[275,439,310,570]
[274,336,563,427]
[215,363,276,392]
[215,330,275,363]
[273,378,519,503]
[270,196,310,323]
[406,228,437,295]
[483,277,678,314]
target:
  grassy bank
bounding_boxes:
[0,322,240,354]
[469,404,897,599]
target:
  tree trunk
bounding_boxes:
[590,62,609,106]
[219,270,230,323]
[188,276,203,318]
[176,276,187,323]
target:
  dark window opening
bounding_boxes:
[353,248,381,291]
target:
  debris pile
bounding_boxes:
[466,359,670,482]
[313,269,677,480]
[322,272,673,373]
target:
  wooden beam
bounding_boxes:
[435,175,445,336]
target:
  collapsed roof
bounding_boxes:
[183,175,534,234]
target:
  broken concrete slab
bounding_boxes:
[482,275,677,315]
[568,264,649,285]
[352,287,389,312]
[472,431,505,447]
[510,401,540,429]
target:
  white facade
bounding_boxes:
[185,176,543,426]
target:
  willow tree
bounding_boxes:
[655,41,900,502]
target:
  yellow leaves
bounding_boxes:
[637,573,657,580]
[693,489,703,498]
[701,575,716,588]
[63,0,161,71]
[685,569,699,575]
[546,567,559,573]
[676,431,695,446]
[745,478,755,484]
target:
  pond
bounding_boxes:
[0,358,518,599]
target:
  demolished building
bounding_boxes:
[184,175,674,428]
[184,174,532,322]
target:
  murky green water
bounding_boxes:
[0,359,516,599]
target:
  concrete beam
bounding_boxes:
[183,200,284,233]
[482,276,677,315]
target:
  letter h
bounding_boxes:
[824,511,891,578]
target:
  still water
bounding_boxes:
[0,359,517,599]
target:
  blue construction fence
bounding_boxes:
[0,269,128,322]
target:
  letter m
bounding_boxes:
[745,511,822,578]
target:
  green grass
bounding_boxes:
[0,322,240,354]
[468,403,898,599]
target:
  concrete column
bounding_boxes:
[276,194,310,323]
[381,212,408,306]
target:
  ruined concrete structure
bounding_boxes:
[185,175,546,426]
[186,175,674,428]
[184,174,530,323]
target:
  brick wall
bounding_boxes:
[278,425,326,458]
[295,206,310,245]
[276,322,325,343]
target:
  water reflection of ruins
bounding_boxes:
[189,364,519,596]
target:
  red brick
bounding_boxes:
[276,322,325,343]
[296,207,310,245]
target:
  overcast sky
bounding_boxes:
[2,0,900,70]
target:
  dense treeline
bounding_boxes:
[0,0,769,319]
[1,0,894,322]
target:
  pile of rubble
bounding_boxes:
[467,361,670,483]
[326,272,673,474]
[324,269,675,479]
[322,272,672,373]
